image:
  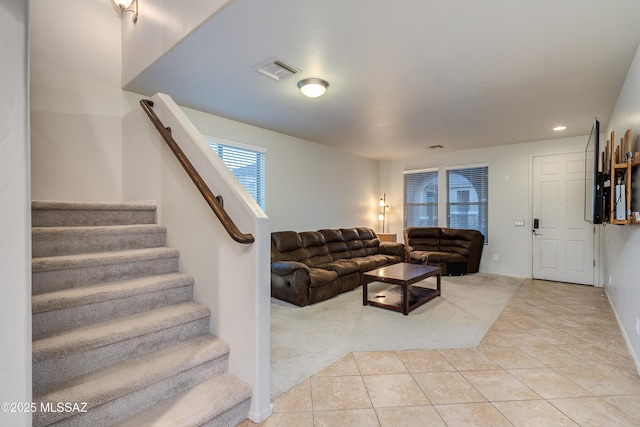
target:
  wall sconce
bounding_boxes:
[111,0,138,23]
[378,193,390,233]
[297,78,329,98]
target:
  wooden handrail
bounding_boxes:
[139,99,255,244]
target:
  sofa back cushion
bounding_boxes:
[405,227,441,251]
[271,231,307,263]
[341,228,367,257]
[299,231,333,267]
[440,228,482,256]
[439,228,471,256]
[319,229,351,260]
[356,227,381,255]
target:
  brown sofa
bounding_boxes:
[404,227,484,275]
[271,227,405,306]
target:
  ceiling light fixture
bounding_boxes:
[297,78,329,98]
[553,126,567,131]
[111,0,138,23]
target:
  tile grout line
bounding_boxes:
[251,280,640,426]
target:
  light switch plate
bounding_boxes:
[514,220,525,227]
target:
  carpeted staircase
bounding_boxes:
[31,201,252,427]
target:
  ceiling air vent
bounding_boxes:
[255,59,300,81]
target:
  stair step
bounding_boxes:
[30,200,252,425]
[32,273,195,338]
[116,373,252,427]
[33,302,211,392]
[32,201,156,227]
[32,247,180,294]
[33,335,230,427]
[32,224,167,257]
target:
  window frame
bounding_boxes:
[205,136,266,211]
[445,164,489,243]
[403,168,439,228]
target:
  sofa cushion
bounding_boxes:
[410,250,466,264]
[300,230,325,247]
[405,227,441,251]
[300,231,333,266]
[271,231,307,263]
[316,260,360,276]
[272,230,303,252]
[369,254,393,267]
[440,228,476,256]
[356,227,376,240]
[308,268,339,288]
[357,227,381,255]
[319,229,351,259]
[348,257,377,272]
[379,254,403,264]
[342,228,368,257]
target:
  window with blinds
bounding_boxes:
[446,166,488,242]
[208,141,265,210]
[403,169,439,227]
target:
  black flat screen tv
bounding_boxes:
[584,118,604,224]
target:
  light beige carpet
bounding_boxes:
[270,273,524,398]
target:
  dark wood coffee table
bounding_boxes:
[362,263,441,315]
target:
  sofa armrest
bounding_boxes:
[379,242,406,261]
[405,245,415,261]
[270,262,311,306]
[465,233,485,273]
[271,261,310,275]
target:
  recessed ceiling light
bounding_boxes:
[553,126,567,131]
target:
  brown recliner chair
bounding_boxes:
[404,227,484,275]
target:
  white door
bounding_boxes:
[532,153,595,285]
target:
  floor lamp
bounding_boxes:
[378,193,389,233]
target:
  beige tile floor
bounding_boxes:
[239,279,640,426]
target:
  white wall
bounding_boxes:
[30,0,131,202]
[29,0,380,230]
[380,135,587,277]
[603,42,640,372]
[121,0,232,86]
[122,94,272,421]
[183,106,381,232]
[120,0,380,232]
[0,0,31,425]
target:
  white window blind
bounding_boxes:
[446,166,488,242]
[403,169,439,227]
[208,141,265,210]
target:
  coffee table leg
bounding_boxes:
[403,283,409,315]
[436,272,441,296]
[362,278,368,306]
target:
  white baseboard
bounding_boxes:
[604,288,640,376]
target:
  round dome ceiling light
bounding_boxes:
[297,78,329,98]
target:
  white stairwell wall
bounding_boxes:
[122,93,272,422]
[0,1,31,426]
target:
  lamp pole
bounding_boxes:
[379,193,387,233]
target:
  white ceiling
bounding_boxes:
[125,0,640,160]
